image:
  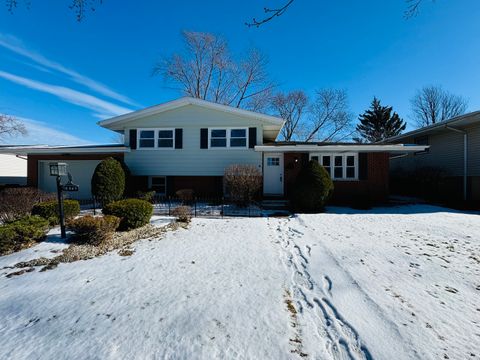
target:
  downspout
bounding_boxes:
[445,126,468,201]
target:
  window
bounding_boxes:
[321,155,331,175]
[138,128,175,149]
[139,130,155,148]
[158,130,174,148]
[334,156,343,179]
[346,155,355,179]
[210,129,227,148]
[414,136,429,155]
[267,157,280,166]
[209,128,248,148]
[150,176,166,194]
[310,153,358,180]
[230,129,247,147]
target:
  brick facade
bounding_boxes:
[284,152,390,204]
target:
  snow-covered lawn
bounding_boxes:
[0,205,478,359]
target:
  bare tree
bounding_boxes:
[0,114,27,140]
[304,89,354,142]
[6,0,102,21]
[154,31,275,111]
[411,85,468,127]
[271,90,308,141]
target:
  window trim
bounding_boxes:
[208,127,249,149]
[149,176,167,195]
[137,128,175,150]
[309,152,359,181]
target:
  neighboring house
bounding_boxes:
[384,111,480,202]
[0,97,425,203]
[0,153,27,185]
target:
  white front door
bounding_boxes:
[263,153,284,196]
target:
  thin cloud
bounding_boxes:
[0,70,132,116]
[0,33,139,107]
[2,117,89,146]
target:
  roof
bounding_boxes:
[0,144,130,156]
[98,97,285,130]
[255,142,428,153]
[384,110,480,143]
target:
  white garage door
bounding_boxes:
[38,160,102,199]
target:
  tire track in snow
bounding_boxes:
[269,218,373,360]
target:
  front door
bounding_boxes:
[263,153,284,196]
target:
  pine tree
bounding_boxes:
[355,97,406,143]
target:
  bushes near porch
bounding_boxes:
[224,164,262,206]
[91,157,126,206]
[67,215,120,245]
[291,160,334,213]
[31,199,81,225]
[103,198,153,230]
[0,215,50,255]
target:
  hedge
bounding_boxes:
[67,215,120,246]
[291,160,334,213]
[31,200,80,225]
[0,215,50,255]
[91,157,125,206]
[102,198,153,230]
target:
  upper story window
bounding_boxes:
[138,129,175,149]
[158,130,174,148]
[209,128,248,149]
[310,153,358,180]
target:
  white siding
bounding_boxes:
[123,105,263,176]
[0,154,27,185]
[38,160,101,199]
[467,123,480,176]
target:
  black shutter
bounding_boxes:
[359,153,368,180]
[175,129,183,149]
[248,127,257,148]
[200,128,208,149]
[129,129,137,150]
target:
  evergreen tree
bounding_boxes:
[355,97,406,143]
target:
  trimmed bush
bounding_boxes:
[0,215,50,255]
[91,157,125,206]
[67,215,120,245]
[31,200,80,225]
[0,187,56,223]
[103,198,153,230]
[176,189,194,204]
[291,160,334,213]
[224,164,262,206]
[171,206,192,223]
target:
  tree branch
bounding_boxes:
[246,0,295,27]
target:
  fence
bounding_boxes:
[75,195,264,218]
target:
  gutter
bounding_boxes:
[445,125,468,201]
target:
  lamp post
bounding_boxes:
[49,162,68,239]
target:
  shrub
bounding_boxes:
[176,189,194,203]
[103,198,153,230]
[291,160,334,213]
[67,215,120,245]
[135,190,156,203]
[91,157,125,206]
[0,215,50,255]
[171,206,192,223]
[224,164,262,206]
[31,199,80,225]
[0,187,56,223]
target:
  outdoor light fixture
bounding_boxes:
[49,162,79,239]
[49,162,68,177]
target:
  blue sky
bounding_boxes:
[0,0,479,145]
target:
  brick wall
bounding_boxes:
[284,152,390,204]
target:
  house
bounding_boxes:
[0,97,426,202]
[384,111,480,202]
[0,153,27,186]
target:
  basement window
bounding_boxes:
[150,176,166,195]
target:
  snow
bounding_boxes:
[0,205,478,359]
